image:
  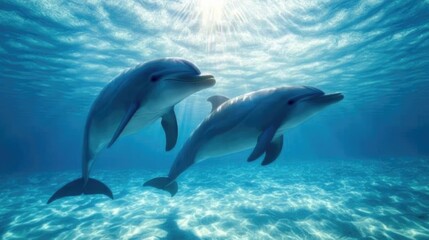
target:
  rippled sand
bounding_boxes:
[1,159,428,239]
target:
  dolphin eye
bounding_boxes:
[150,74,161,82]
[288,99,295,105]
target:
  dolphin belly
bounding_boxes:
[88,107,163,155]
[88,110,125,155]
[122,107,166,136]
[197,125,260,161]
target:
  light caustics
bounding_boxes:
[173,0,251,51]
[1,0,428,121]
[1,160,428,239]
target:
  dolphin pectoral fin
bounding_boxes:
[107,102,140,148]
[143,177,178,197]
[207,95,229,112]
[161,109,178,151]
[248,125,277,162]
[262,135,283,166]
[47,178,113,204]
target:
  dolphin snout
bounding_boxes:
[191,74,216,87]
[304,86,325,95]
[166,74,216,86]
[292,87,325,103]
[307,92,344,106]
[320,92,344,103]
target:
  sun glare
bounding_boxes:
[195,0,227,51]
[197,0,226,29]
[174,0,249,51]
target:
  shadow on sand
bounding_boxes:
[159,211,200,240]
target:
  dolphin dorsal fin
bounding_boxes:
[207,95,229,112]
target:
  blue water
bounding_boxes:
[1,0,428,239]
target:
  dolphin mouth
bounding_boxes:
[165,74,216,86]
[305,92,344,105]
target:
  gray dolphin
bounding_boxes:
[48,58,215,204]
[144,86,343,196]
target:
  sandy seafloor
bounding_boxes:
[1,158,428,240]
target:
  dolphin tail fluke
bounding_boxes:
[47,178,113,204]
[143,177,178,197]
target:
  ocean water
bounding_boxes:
[0,0,428,239]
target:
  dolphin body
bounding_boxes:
[144,86,344,196]
[48,58,215,204]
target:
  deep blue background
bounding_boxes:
[1,0,429,174]
[1,93,428,174]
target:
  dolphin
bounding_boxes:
[47,58,215,204]
[144,86,343,196]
